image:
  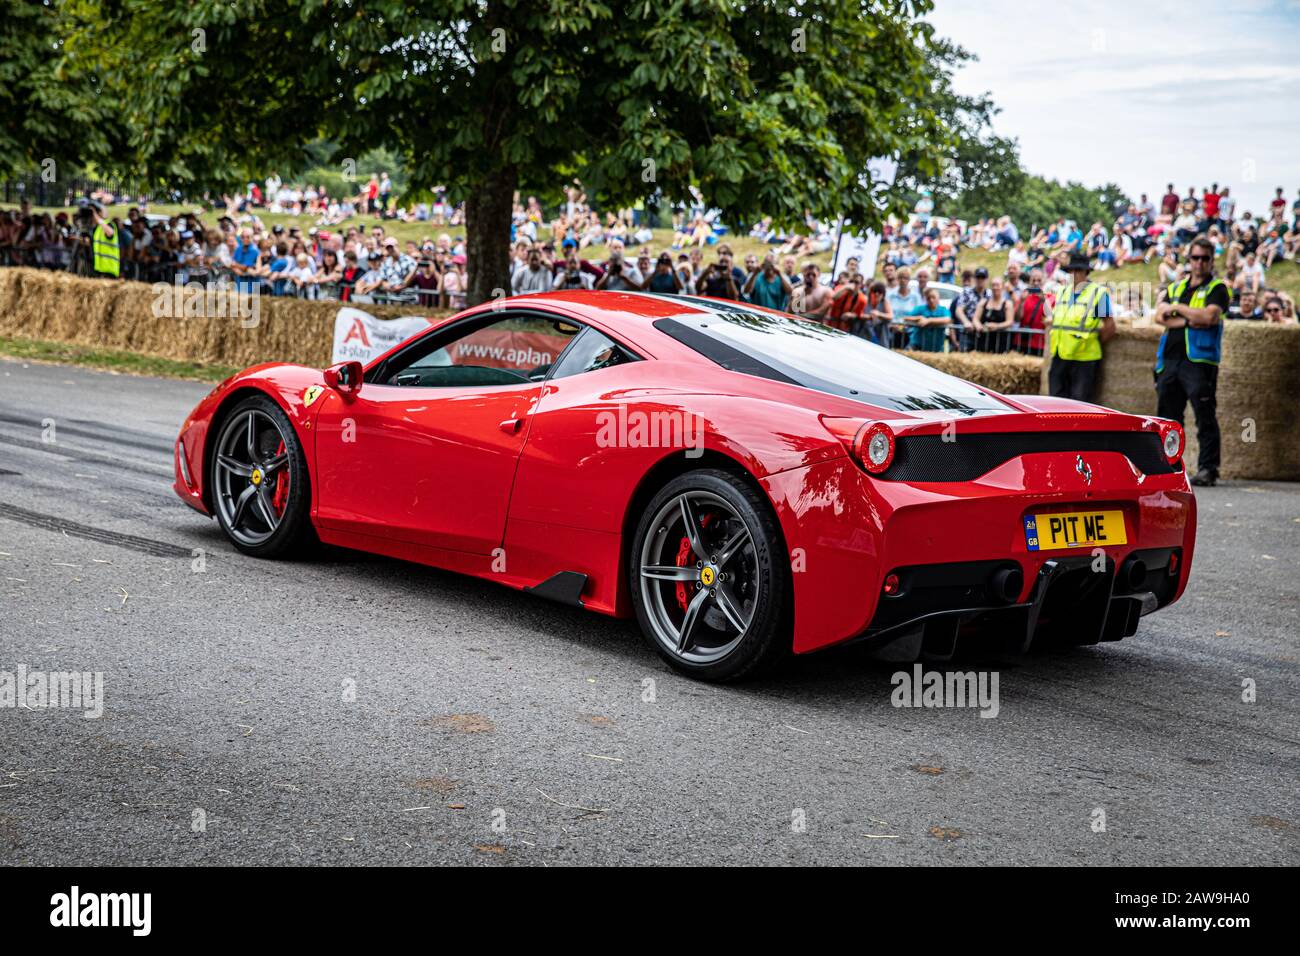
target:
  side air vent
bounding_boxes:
[879,431,1177,482]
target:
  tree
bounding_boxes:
[894,39,1131,235]
[0,0,116,180]
[895,38,1025,220]
[65,1,957,304]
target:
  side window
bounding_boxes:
[549,327,637,380]
[376,313,581,387]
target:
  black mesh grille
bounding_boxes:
[880,430,1176,481]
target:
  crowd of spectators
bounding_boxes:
[0,194,472,309]
[1,174,1296,348]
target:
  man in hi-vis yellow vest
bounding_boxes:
[1046,252,1114,402]
[89,201,120,279]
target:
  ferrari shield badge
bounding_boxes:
[302,385,324,408]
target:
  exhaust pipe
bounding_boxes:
[990,566,1024,604]
[1118,556,1147,591]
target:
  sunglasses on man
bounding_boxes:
[1188,254,1212,262]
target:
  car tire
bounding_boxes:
[630,468,792,681]
[209,395,315,558]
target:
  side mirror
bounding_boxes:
[323,361,364,401]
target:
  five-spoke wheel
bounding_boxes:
[211,396,313,557]
[632,470,791,680]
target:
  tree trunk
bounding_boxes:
[464,165,517,307]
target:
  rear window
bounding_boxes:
[654,306,1009,414]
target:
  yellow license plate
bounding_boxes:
[1023,510,1126,552]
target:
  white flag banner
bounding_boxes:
[331,307,433,365]
[831,156,899,281]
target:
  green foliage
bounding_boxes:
[965,174,1132,233]
[0,0,117,177]
[896,38,1129,233]
[297,146,408,204]
[60,0,335,189]
[60,0,954,233]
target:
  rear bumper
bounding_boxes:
[856,548,1182,660]
[762,451,1196,655]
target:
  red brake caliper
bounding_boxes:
[674,512,716,612]
[270,440,289,515]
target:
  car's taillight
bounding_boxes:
[853,421,896,474]
[819,416,898,475]
[1156,420,1184,465]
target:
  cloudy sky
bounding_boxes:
[927,0,1300,215]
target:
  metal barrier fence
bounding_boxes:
[813,316,1047,355]
[1,176,150,208]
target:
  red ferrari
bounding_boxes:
[173,290,1196,680]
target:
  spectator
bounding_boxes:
[550,249,593,290]
[905,286,951,352]
[1160,184,1180,218]
[230,227,261,293]
[863,280,894,347]
[1237,252,1264,295]
[644,252,683,294]
[313,248,342,297]
[826,274,867,331]
[743,254,792,311]
[288,252,318,298]
[974,276,1014,352]
[1270,187,1287,219]
[337,251,364,302]
[442,254,468,309]
[793,264,830,317]
[512,246,551,294]
[1217,186,1235,229]
[952,267,991,350]
[1015,268,1049,357]
[1229,289,1262,320]
[1262,295,1292,325]
[265,241,293,295]
[351,257,386,303]
[886,265,920,319]
[696,254,739,299]
[374,238,415,295]
[405,256,441,306]
[674,256,696,294]
[596,239,643,291]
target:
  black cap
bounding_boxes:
[271,224,285,234]
[1067,252,1092,272]
[974,267,989,278]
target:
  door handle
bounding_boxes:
[499,417,524,434]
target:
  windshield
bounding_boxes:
[655,305,1010,415]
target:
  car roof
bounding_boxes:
[473,290,785,360]
[511,289,713,321]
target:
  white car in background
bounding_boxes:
[926,281,963,310]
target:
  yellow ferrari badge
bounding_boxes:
[303,385,324,407]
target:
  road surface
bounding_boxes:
[1,358,1296,865]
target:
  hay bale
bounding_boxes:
[901,349,1044,395]
[1210,323,1300,480]
[0,268,449,368]
[1068,323,1300,480]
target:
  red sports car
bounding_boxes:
[173,291,1196,681]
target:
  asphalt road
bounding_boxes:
[0,357,1296,866]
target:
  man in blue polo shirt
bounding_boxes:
[230,228,261,294]
[906,286,951,352]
